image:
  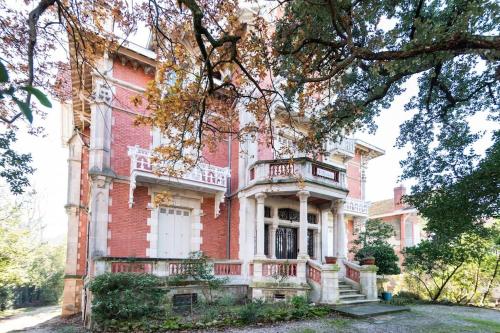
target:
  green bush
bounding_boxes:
[354,243,400,275]
[351,219,401,275]
[238,299,264,324]
[89,273,166,323]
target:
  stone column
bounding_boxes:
[335,199,347,260]
[360,265,378,300]
[62,136,83,317]
[269,225,277,259]
[320,209,330,262]
[314,230,321,260]
[297,191,310,259]
[255,192,267,259]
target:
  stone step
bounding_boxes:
[339,289,359,294]
[339,294,367,300]
[337,299,380,306]
[338,284,356,288]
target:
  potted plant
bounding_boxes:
[361,256,375,265]
[324,256,337,264]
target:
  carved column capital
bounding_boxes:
[255,192,267,203]
[297,190,310,202]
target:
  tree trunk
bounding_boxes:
[432,262,463,301]
[466,260,482,304]
[480,253,499,306]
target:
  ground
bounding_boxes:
[0,304,498,332]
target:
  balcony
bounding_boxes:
[344,197,370,216]
[248,157,347,192]
[127,146,229,214]
[325,138,355,158]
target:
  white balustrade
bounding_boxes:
[249,158,347,190]
[344,197,370,215]
[128,146,229,188]
[326,138,355,157]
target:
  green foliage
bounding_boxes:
[96,292,334,331]
[352,219,400,275]
[171,251,228,302]
[89,273,166,323]
[0,59,52,124]
[237,300,263,324]
[403,227,499,304]
[405,133,500,239]
[0,131,34,195]
[0,192,64,309]
[382,291,423,306]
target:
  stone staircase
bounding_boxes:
[338,280,379,305]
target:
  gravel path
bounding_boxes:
[0,306,60,333]
[223,305,500,333]
[1,304,498,332]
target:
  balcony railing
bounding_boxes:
[344,197,370,216]
[127,146,229,211]
[326,138,355,157]
[95,257,243,278]
[128,146,229,188]
[249,157,347,190]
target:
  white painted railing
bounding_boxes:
[344,197,370,215]
[326,138,355,157]
[127,146,229,188]
[249,158,347,190]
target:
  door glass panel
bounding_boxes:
[275,227,297,259]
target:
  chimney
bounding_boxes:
[394,185,406,209]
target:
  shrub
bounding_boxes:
[238,300,262,324]
[351,219,400,275]
[173,251,228,303]
[354,243,400,275]
[89,272,166,323]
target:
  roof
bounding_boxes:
[369,199,417,218]
[369,199,394,216]
[354,138,385,158]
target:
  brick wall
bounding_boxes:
[108,183,151,257]
[346,150,362,199]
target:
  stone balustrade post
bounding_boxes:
[320,264,340,304]
[253,261,263,280]
[297,260,307,283]
[359,265,378,300]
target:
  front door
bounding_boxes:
[158,207,191,258]
[275,227,298,259]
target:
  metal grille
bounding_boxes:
[264,224,269,256]
[278,208,299,222]
[264,206,272,218]
[275,227,298,259]
[307,229,314,258]
[307,213,317,224]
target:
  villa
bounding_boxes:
[59,28,386,320]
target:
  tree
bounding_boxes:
[403,229,497,302]
[0,1,498,206]
[0,189,64,309]
[351,219,400,275]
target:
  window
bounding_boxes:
[307,229,314,257]
[278,208,299,222]
[264,206,272,218]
